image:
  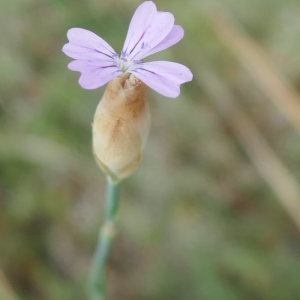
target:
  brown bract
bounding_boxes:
[93,73,151,182]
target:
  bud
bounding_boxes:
[92,73,151,182]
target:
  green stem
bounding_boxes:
[88,176,121,300]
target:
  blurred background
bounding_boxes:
[1,0,300,299]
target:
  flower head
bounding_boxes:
[62,1,192,98]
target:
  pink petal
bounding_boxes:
[131,61,193,98]
[62,28,116,60]
[141,25,184,58]
[122,2,157,54]
[122,2,175,61]
[68,60,122,89]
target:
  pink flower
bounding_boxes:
[62,1,193,98]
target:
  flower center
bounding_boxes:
[113,51,142,73]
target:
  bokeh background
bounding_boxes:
[1,0,300,299]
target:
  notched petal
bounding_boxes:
[131,61,193,98]
[122,2,175,61]
[68,59,121,90]
[142,25,184,58]
[62,28,116,60]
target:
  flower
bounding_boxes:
[62,1,192,98]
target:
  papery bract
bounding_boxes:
[93,74,150,181]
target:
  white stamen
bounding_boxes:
[114,53,136,73]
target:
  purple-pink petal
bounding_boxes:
[122,1,156,54]
[122,1,175,61]
[62,28,116,60]
[131,61,193,98]
[141,25,184,58]
[68,60,121,89]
